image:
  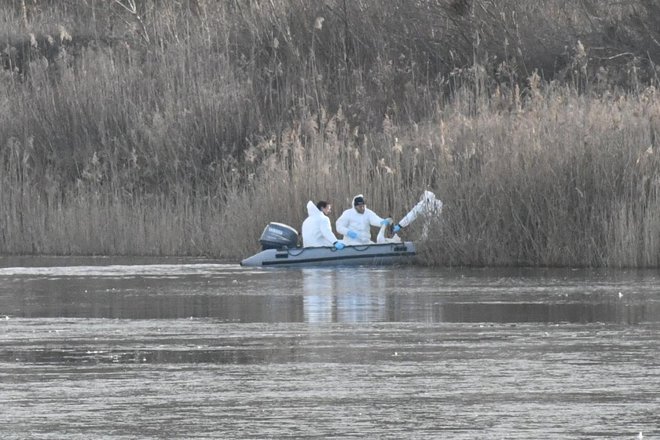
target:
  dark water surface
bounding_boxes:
[0,257,658,439]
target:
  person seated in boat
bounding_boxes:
[336,194,391,245]
[376,218,402,244]
[301,200,346,249]
[392,190,443,240]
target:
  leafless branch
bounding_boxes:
[113,0,136,14]
[111,0,150,44]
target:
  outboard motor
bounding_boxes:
[259,222,299,250]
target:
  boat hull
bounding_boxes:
[240,242,416,267]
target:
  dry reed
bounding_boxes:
[0,1,658,266]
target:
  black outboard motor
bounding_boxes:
[259,222,299,250]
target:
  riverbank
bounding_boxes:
[1,1,658,266]
[3,84,658,266]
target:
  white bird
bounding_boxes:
[638,432,643,439]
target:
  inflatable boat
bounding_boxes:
[241,241,416,267]
[240,191,444,268]
[240,222,416,267]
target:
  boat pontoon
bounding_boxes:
[240,222,416,267]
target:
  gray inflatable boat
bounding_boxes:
[240,222,416,267]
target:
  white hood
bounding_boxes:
[306,200,320,217]
[301,200,339,247]
[351,194,364,212]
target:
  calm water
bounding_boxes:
[0,257,658,439]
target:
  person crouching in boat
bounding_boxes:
[336,194,391,245]
[302,200,346,250]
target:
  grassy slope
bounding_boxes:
[0,0,659,266]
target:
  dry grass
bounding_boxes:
[226,82,660,267]
[0,1,659,266]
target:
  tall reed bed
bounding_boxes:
[0,1,659,266]
[3,67,660,265]
[3,0,657,197]
[225,82,660,267]
[0,159,226,256]
[432,84,660,267]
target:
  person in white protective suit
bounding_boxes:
[301,200,345,249]
[335,194,391,245]
[392,190,443,240]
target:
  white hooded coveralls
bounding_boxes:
[335,194,385,245]
[301,201,339,247]
[397,190,443,239]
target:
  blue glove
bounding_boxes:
[392,224,401,233]
[334,241,345,250]
[380,218,392,226]
[347,230,358,239]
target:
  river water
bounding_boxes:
[0,257,658,439]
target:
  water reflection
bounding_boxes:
[0,263,658,324]
[299,267,659,324]
[302,269,334,323]
[302,269,390,323]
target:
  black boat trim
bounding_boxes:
[261,251,416,266]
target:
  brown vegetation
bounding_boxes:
[0,0,659,266]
